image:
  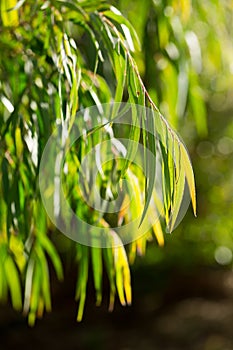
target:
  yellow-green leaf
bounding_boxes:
[180,142,197,216]
[4,255,22,311]
[1,0,19,26]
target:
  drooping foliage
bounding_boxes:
[0,0,198,324]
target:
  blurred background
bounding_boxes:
[1,0,233,349]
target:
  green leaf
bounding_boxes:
[160,139,171,225]
[2,157,9,204]
[180,142,197,216]
[4,254,22,311]
[0,245,8,302]
[38,235,64,281]
[120,68,141,177]
[113,50,127,104]
[111,231,131,306]
[103,7,141,52]
[168,141,185,232]
[35,245,51,312]
[75,245,89,322]
[103,245,116,311]
[23,255,35,315]
[91,247,102,306]
[140,108,157,227]
[28,260,41,327]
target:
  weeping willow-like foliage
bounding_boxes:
[0,0,196,324]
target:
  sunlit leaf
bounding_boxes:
[75,245,89,322]
[180,142,197,216]
[91,246,102,306]
[1,0,19,26]
[4,255,22,311]
[168,141,185,232]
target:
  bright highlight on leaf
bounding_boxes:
[0,0,19,26]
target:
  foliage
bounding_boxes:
[0,0,201,325]
[118,0,233,272]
